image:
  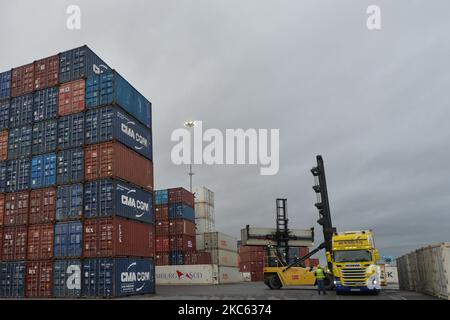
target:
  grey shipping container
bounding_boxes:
[6,158,31,192]
[85,106,152,160]
[85,70,151,129]
[0,100,9,130]
[33,87,58,122]
[32,119,57,155]
[54,221,83,258]
[0,70,11,100]
[7,125,32,159]
[57,113,85,149]
[57,148,84,184]
[9,94,33,128]
[59,45,111,84]
[84,179,154,224]
[82,258,155,297]
[0,261,26,298]
[56,184,83,221]
[53,260,82,298]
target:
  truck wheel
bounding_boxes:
[324,274,335,291]
[268,275,282,290]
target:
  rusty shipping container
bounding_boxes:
[11,63,34,97]
[27,224,54,260]
[84,141,153,191]
[156,220,169,236]
[0,130,7,161]
[156,236,170,252]
[29,187,56,224]
[25,260,53,298]
[168,187,194,207]
[34,55,59,91]
[4,191,29,226]
[169,234,196,252]
[155,204,169,221]
[58,79,85,116]
[169,219,196,237]
[2,225,27,261]
[83,217,155,258]
[0,194,4,226]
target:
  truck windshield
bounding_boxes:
[334,250,372,262]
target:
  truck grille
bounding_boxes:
[341,267,367,286]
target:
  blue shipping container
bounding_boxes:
[86,70,151,129]
[53,260,82,298]
[33,87,58,122]
[31,153,57,189]
[155,189,169,205]
[57,148,84,184]
[170,251,184,265]
[82,258,155,297]
[169,203,195,221]
[7,125,32,159]
[0,261,26,298]
[0,162,6,193]
[6,158,31,192]
[32,119,57,155]
[0,70,11,100]
[56,184,83,221]
[0,100,9,130]
[54,221,83,258]
[59,45,111,84]
[9,94,33,128]
[57,113,85,149]
[84,179,154,224]
[85,106,152,160]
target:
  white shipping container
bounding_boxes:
[156,265,219,285]
[204,232,237,252]
[218,267,243,284]
[195,203,215,221]
[207,248,239,267]
[196,234,205,250]
[194,186,214,206]
[196,217,215,235]
[385,266,398,284]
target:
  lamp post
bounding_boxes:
[184,121,196,192]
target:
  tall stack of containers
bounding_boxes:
[194,186,215,250]
[238,246,266,282]
[0,45,155,298]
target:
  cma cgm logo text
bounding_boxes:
[121,193,150,213]
[121,122,149,149]
[121,263,151,292]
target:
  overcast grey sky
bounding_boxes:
[1,0,449,260]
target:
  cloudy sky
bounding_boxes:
[1,0,449,260]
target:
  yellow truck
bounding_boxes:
[328,230,381,294]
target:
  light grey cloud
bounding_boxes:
[1,0,449,260]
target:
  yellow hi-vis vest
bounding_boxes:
[315,268,326,280]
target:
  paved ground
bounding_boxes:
[123,282,437,300]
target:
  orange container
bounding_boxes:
[11,63,34,97]
[0,130,8,161]
[58,79,85,116]
[34,55,59,90]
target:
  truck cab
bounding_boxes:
[329,230,381,294]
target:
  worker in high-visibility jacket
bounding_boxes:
[314,266,327,295]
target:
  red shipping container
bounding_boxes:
[299,247,309,258]
[155,204,169,221]
[29,188,56,224]
[156,252,170,265]
[4,191,29,226]
[34,55,59,90]
[239,261,264,272]
[2,226,27,261]
[169,219,196,236]
[26,261,53,298]
[156,236,170,252]
[156,220,169,236]
[58,79,85,116]
[168,188,194,207]
[238,245,266,254]
[11,63,34,97]
[83,217,155,258]
[84,141,154,191]
[239,251,266,263]
[169,234,196,252]
[250,271,264,282]
[27,224,54,260]
[183,251,212,265]
[0,194,5,227]
[0,130,8,161]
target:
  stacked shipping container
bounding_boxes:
[0,45,155,298]
[194,186,215,250]
[154,187,211,266]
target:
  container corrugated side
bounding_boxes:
[54,221,83,258]
[31,153,57,189]
[206,248,239,267]
[0,70,11,100]
[1,226,27,261]
[84,179,154,224]
[11,63,34,97]
[33,87,58,122]
[34,55,59,91]
[82,258,155,297]
[85,106,152,160]
[155,204,169,221]
[57,112,85,149]
[7,158,32,194]
[155,190,168,205]
[29,187,56,224]
[218,266,242,284]
[169,219,196,236]
[32,120,57,155]
[0,130,8,161]
[194,203,215,221]
[0,162,6,193]
[9,94,33,128]
[195,217,215,235]
[7,125,32,159]
[0,100,9,130]
[193,186,214,206]
[0,195,5,226]
[57,148,84,184]
[53,259,82,298]
[27,224,54,260]
[56,184,83,221]
[203,232,238,252]
[155,265,219,285]
[4,191,29,226]
[168,187,194,207]
[169,203,194,221]
[25,260,53,298]
[0,261,26,298]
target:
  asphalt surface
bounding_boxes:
[124,282,438,300]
